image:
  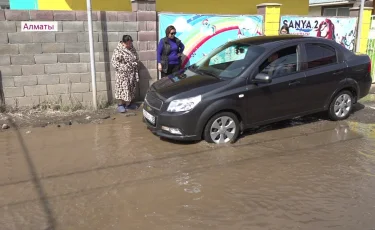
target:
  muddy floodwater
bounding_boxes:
[1,111,375,229]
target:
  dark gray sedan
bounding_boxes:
[143,35,372,144]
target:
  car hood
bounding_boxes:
[150,67,227,99]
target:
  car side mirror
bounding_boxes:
[253,73,272,84]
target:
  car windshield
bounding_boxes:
[191,42,265,79]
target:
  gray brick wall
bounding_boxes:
[0,0,157,108]
[135,0,157,98]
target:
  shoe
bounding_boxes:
[117,105,127,113]
[125,104,138,110]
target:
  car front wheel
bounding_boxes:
[328,90,354,121]
[203,112,240,144]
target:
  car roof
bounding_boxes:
[230,35,329,49]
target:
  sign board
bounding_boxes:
[369,19,375,39]
[21,21,58,32]
[158,13,263,68]
[280,16,357,52]
[369,30,375,39]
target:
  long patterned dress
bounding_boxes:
[111,42,139,102]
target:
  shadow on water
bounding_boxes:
[100,11,113,104]
[242,103,366,140]
[5,115,57,229]
[243,115,322,137]
[352,102,366,113]
[0,71,5,111]
[159,136,201,145]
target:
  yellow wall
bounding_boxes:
[156,0,308,15]
[264,5,281,36]
[360,8,373,53]
[38,0,132,11]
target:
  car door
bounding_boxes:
[245,44,309,125]
[300,42,347,111]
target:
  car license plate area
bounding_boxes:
[143,109,155,125]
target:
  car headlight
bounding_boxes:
[167,95,202,112]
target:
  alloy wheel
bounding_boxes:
[209,116,236,144]
[334,93,352,118]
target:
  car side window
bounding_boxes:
[259,45,299,79]
[305,43,337,69]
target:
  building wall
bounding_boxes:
[0,0,157,108]
[0,0,10,8]
[309,6,322,15]
[10,0,132,11]
[9,0,308,15]
[156,0,309,15]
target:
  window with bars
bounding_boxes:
[323,7,350,16]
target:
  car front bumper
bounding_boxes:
[142,102,201,142]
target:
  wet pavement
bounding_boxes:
[1,104,375,230]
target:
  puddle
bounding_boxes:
[1,115,375,229]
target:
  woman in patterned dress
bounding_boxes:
[111,35,139,113]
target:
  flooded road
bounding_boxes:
[1,109,375,229]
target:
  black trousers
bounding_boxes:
[161,64,180,78]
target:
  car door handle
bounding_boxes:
[289,80,300,86]
[333,70,344,75]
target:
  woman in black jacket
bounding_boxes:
[157,25,185,78]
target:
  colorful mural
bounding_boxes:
[280,16,358,52]
[158,13,263,68]
[156,0,309,16]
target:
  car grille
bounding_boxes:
[145,91,163,110]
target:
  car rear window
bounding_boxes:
[305,43,337,69]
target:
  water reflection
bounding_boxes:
[333,123,350,141]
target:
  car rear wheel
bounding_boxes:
[328,90,353,121]
[203,112,240,144]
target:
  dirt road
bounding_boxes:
[1,101,375,230]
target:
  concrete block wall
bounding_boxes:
[0,0,157,108]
